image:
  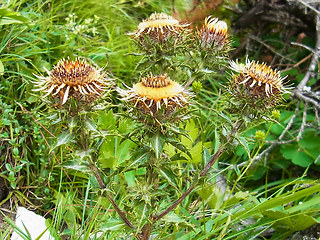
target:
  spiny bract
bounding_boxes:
[33,57,108,105]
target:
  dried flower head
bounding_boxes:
[199,16,228,50]
[229,58,289,110]
[33,58,108,105]
[130,12,189,44]
[117,74,191,116]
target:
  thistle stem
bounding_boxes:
[151,145,224,222]
[89,160,136,229]
[151,119,242,222]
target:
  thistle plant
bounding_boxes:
[117,73,191,127]
[228,58,289,116]
[129,12,190,56]
[111,12,289,239]
[33,56,112,185]
[33,57,109,107]
[30,11,292,240]
[198,16,229,52]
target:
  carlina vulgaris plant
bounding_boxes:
[228,57,290,116]
[32,55,113,159]
[31,56,138,235]
[116,72,195,238]
[129,12,190,46]
[129,12,191,61]
[114,60,290,239]
[117,73,192,128]
[115,71,243,239]
[198,16,229,51]
[180,16,231,91]
[33,57,109,107]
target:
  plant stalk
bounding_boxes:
[151,145,224,222]
[90,161,135,229]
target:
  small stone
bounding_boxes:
[11,207,53,240]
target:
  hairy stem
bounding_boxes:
[150,120,242,222]
[151,145,224,222]
[89,161,136,229]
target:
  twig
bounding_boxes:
[151,184,196,222]
[294,91,320,110]
[249,35,295,63]
[296,14,320,90]
[200,147,224,177]
[296,0,320,15]
[265,139,296,145]
[297,102,308,140]
[280,102,300,140]
[290,42,315,54]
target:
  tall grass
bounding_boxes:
[0,0,319,239]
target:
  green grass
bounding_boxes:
[0,0,319,239]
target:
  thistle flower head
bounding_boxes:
[199,16,228,50]
[117,73,191,116]
[229,58,289,111]
[130,12,189,45]
[33,57,108,105]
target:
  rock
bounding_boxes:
[11,207,53,240]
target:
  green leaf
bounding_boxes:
[263,210,318,232]
[124,151,150,170]
[118,118,133,134]
[263,209,293,227]
[62,161,91,173]
[214,130,221,153]
[151,133,164,160]
[280,144,314,167]
[237,136,250,157]
[0,8,30,25]
[54,131,74,148]
[5,163,13,172]
[99,218,126,231]
[299,132,320,160]
[286,194,320,214]
[85,118,98,132]
[270,111,294,135]
[166,138,188,153]
[181,120,197,148]
[0,60,4,75]
[291,214,318,231]
[250,166,266,180]
[224,191,256,208]
[12,147,19,156]
[189,142,203,163]
[98,138,116,169]
[124,170,136,187]
[218,112,232,125]
[116,139,136,165]
[232,184,320,221]
[98,110,115,130]
[203,147,211,166]
[162,212,183,223]
[197,183,223,209]
[158,167,178,190]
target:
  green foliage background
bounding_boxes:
[0,0,319,239]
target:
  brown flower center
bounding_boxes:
[141,74,172,88]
